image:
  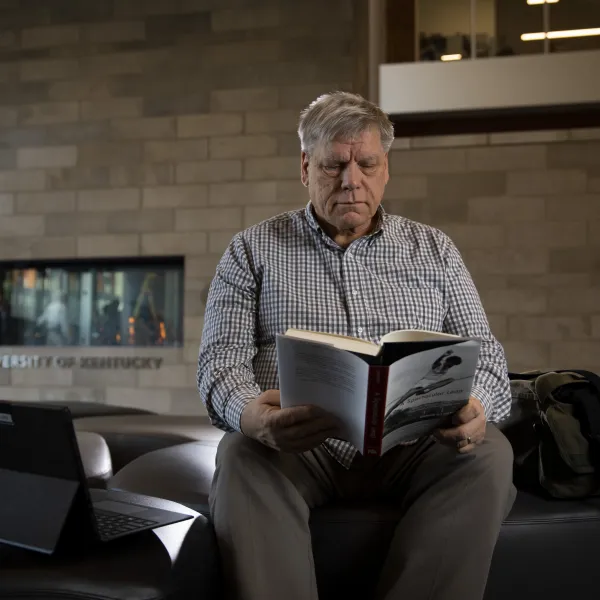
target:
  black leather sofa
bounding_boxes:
[2,402,600,600]
[0,405,222,600]
[106,434,600,600]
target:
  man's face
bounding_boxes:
[301,127,389,235]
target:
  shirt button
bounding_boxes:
[357,327,364,334]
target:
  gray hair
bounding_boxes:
[297,91,395,156]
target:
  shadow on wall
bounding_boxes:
[200,281,212,308]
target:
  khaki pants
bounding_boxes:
[210,425,515,600]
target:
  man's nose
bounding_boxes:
[341,162,360,190]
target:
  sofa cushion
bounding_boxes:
[74,415,224,471]
[109,440,600,600]
[0,491,221,600]
[110,441,216,508]
[48,401,155,419]
[75,431,112,488]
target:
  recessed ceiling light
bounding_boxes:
[521,27,600,40]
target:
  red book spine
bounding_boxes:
[363,366,389,457]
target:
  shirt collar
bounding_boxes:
[305,202,386,241]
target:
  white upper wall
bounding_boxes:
[379,49,600,115]
[419,0,495,37]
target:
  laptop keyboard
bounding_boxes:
[94,508,158,540]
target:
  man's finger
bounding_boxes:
[259,392,282,407]
[271,405,322,427]
[452,401,480,425]
[279,427,340,453]
[281,418,342,441]
[456,441,477,454]
[435,418,482,446]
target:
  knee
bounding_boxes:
[216,432,270,469]
[214,432,283,489]
[211,433,298,514]
[484,425,514,469]
[211,433,265,504]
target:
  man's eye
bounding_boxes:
[323,165,340,172]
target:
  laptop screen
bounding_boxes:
[0,402,83,482]
[0,402,87,553]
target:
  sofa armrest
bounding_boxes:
[0,489,223,600]
[108,442,217,513]
[75,431,112,488]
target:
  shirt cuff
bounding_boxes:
[470,384,493,421]
[222,383,262,433]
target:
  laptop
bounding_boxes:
[0,400,193,555]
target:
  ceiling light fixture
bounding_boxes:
[440,54,462,61]
[527,0,559,5]
[521,32,547,40]
[521,27,600,40]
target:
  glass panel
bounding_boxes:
[475,0,497,58]
[419,0,473,61]
[412,0,599,63]
[495,0,545,56]
[547,0,600,53]
[0,258,184,348]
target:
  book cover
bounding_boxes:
[276,328,481,455]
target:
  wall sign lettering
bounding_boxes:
[0,355,163,370]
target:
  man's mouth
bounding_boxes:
[336,201,364,208]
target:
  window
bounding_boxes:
[387,0,600,63]
[0,257,184,348]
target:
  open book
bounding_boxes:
[276,328,481,457]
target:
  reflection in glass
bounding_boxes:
[474,0,500,57]
[0,258,184,348]
[536,0,600,53]
[419,0,506,61]
[419,0,473,61]
[496,0,545,56]
[417,0,600,60]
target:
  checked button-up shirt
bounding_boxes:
[197,203,511,468]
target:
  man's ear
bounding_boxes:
[383,152,390,185]
[301,151,309,187]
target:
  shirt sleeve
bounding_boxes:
[440,234,511,423]
[197,232,263,432]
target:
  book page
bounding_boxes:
[381,340,480,452]
[284,328,380,356]
[381,329,467,344]
[277,335,370,451]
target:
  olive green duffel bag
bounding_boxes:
[508,369,600,499]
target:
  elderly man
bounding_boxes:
[197,92,515,600]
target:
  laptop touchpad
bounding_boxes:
[94,500,149,515]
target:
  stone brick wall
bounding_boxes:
[0,0,361,414]
[387,129,600,373]
[0,0,596,414]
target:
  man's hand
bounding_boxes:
[240,390,342,453]
[434,396,486,454]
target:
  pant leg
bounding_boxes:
[209,433,344,600]
[375,425,516,600]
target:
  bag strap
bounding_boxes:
[509,369,600,395]
[564,370,600,444]
[508,371,545,380]
[567,369,600,397]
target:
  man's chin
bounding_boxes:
[336,212,370,231]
